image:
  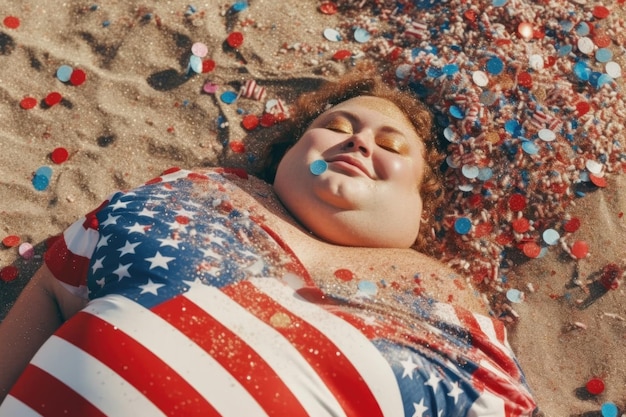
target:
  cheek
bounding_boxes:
[377,156,422,190]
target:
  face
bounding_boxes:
[273,96,427,248]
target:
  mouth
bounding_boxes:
[326,155,372,178]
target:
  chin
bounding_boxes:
[312,226,415,249]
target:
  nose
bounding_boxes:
[343,131,374,156]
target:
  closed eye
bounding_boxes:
[324,117,353,134]
[377,136,409,154]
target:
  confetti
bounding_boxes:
[3,15,20,29]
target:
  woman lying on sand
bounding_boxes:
[0,72,536,416]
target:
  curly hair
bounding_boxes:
[257,72,444,251]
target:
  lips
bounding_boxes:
[326,155,372,178]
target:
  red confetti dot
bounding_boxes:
[3,16,20,29]
[508,193,527,211]
[334,268,354,281]
[319,1,338,14]
[586,378,605,395]
[20,96,38,110]
[51,147,69,164]
[544,56,556,67]
[332,49,352,61]
[576,101,590,117]
[2,235,21,248]
[512,217,530,233]
[44,92,63,107]
[563,217,581,233]
[226,32,244,48]
[69,68,87,86]
[592,5,610,19]
[474,222,493,238]
[463,9,477,22]
[589,174,607,188]
[517,72,533,88]
[532,28,545,40]
[242,114,259,131]
[571,240,589,259]
[202,59,216,73]
[496,233,513,245]
[260,113,276,128]
[229,141,245,153]
[523,242,541,258]
[0,266,19,282]
[593,32,611,48]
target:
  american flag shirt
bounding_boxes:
[1,168,536,416]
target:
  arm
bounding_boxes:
[0,264,86,402]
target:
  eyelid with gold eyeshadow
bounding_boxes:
[323,115,410,155]
[376,136,409,154]
[324,117,353,133]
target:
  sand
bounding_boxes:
[0,0,625,415]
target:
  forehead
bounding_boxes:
[325,96,414,127]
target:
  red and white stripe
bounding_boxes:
[240,80,266,101]
[404,20,429,39]
[2,277,405,416]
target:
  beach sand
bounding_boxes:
[1,0,625,415]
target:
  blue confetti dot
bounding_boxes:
[35,166,53,179]
[231,1,248,12]
[188,55,203,74]
[309,160,328,176]
[478,167,493,181]
[354,28,371,43]
[449,105,464,119]
[595,48,613,63]
[56,65,73,82]
[454,217,472,235]
[522,141,539,155]
[504,120,521,135]
[601,402,618,417]
[427,67,443,78]
[575,22,590,36]
[574,62,591,81]
[357,280,378,296]
[506,289,523,303]
[558,44,572,57]
[442,63,459,76]
[486,56,504,75]
[220,91,238,104]
[596,74,613,88]
[492,0,508,6]
[559,20,574,32]
[32,175,50,191]
[589,71,603,88]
